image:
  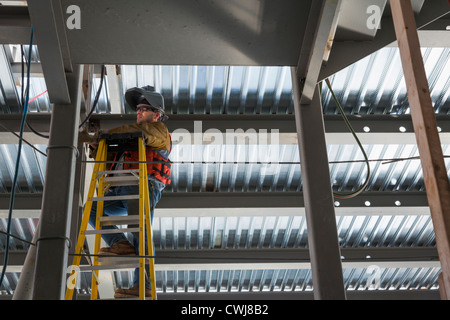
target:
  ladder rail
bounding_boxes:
[143,139,157,300]
[91,143,107,300]
[65,135,158,301]
[138,137,146,300]
[65,139,106,300]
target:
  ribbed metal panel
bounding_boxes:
[118,48,450,116]
[323,47,450,115]
[150,214,435,250]
[1,47,449,116]
[0,142,439,201]
[0,144,46,194]
[167,143,435,193]
[0,218,37,250]
[1,45,448,297]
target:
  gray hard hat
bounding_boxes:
[125,85,168,121]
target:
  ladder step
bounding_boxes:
[91,195,139,201]
[79,261,138,272]
[103,176,139,186]
[97,169,139,175]
[84,227,140,235]
[100,216,140,226]
[79,256,151,271]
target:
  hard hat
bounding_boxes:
[125,85,168,121]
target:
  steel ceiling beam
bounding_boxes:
[319,0,450,80]
[155,289,441,300]
[3,247,439,269]
[0,6,31,44]
[294,0,342,104]
[27,0,71,104]
[3,113,448,133]
[0,1,447,70]
[5,113,450,146]
[0,289,440,300]
[292,0,346,300]
[0,191,430,215]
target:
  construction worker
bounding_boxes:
[79,85,171,298]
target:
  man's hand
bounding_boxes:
[77,127,102,146]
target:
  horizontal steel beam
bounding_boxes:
[2,247,439,270]
[159,191,430,209]
[0,288,440,300]
[4,113,450,145]
[0,192,430,220]
[319,0,450,79]
[2,113,450,133]
[0,2,447,67]
[151,289,441,300]
[27,0,71,104]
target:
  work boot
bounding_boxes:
[98,241,136,256]
[114,285,152,299]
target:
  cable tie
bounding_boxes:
[35,236,72,249]
[46,145,80,158]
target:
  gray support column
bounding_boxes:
[12,223,40,299]
[32,65,82,300]
[291,73,345,300]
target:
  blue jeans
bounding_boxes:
[88,178,163,288]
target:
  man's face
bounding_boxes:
[136,104,159,124]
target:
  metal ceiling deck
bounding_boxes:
[1,46,448,116]
[0,4,449,297]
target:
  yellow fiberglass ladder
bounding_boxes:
[65,132,157,300]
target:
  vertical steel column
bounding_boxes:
[12,223,40,299]
[291,75,346,300]
[32,65,82,299]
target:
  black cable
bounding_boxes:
[0,230,35,247]
[21,45,49,139]
[0,26,34,290]
[79,64,106,129]
[0,122,46,157]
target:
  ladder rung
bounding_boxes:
[79,262,138,272]
[103,176,139,186]
[84,227,140,235]
[100,216,140,226]
[97,169,139,175]
[79,256,150,271]
[91,195,139,201]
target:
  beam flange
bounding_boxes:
[27,0,71,104]
[320,0,450,80]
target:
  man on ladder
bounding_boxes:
[79,85,171,298]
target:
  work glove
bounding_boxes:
[77,127,102,147]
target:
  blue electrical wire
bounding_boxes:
[0,26,34,290]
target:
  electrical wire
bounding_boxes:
[20,45,49,139]
[79,64,106,129]
[323,78,371,199]
[0,122,47,157]
[0,26,34,289]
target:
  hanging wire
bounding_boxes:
[0,26,34,289]
[323,78,371,199]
